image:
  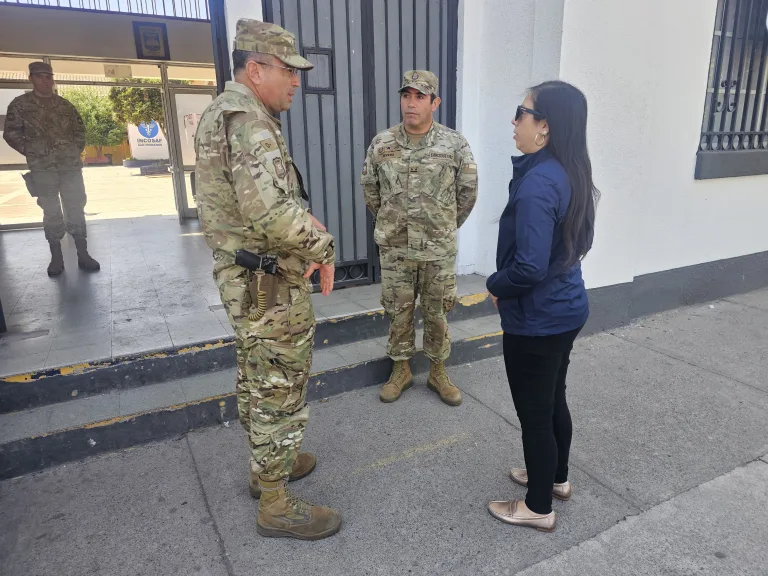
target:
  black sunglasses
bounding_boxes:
[515,105,545,121]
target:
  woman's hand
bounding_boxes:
[489,293,499,308]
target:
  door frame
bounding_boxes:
[162,82,218,221]
[0,0,230,228]
[0,53,217,225]
[0,76,42,231]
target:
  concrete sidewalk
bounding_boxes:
[2,289,768,576]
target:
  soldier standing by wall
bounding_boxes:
[361,71,478,406]
[3,62,100,276]
[194,20,341,541]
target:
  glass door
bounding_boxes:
[0,56,41,230]
[165,87,216,221]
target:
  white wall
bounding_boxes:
[0,5,214,63]
[223,0,264,73]
[0,88,28,165]
[455,0,566,276]
[458,0,768,289]
[560,0,768,288]
[557,0,655,288]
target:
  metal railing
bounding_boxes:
[0,0,209,20]
[700,0,768,153]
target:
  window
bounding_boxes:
[696,0,768,179]
[302,48,335,95]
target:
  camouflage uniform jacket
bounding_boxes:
[361,121,477,261]
[194,81,335,289]
[2,92,85,171]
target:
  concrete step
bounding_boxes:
[0,288,495,415]
[0,314,504,479]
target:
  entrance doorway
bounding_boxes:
[0,53,216,226]
[165,85,217,220]
[261,0,460,288]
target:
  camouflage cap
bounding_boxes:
[233,19,313,71]
[399,70,438,96]
[29,61,53,75]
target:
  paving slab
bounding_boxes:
[111,333,174,358]
[187,383,635,576]
[0,332,53,359]
[455,334,768,511]
[44,342,113,369]
[47,391,120,432]
[119,380,186,416]
[165,310,229,347]
[618,299,768,392]
[0,439,229,576]
[0,404,52,444]
[517,460,768,576]
[0,351,48,377]
[334,335,388,365]
[725,286,768,311]
[310,347,349,373]
[48,325,113,351]
[179,369,237,402]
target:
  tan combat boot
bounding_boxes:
[249,452,317,499]
[379,360,413,403]
[427,361,462,406]
[256,478,342,540]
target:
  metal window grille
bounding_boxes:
[699,0,768,155]
[0,0,210,20]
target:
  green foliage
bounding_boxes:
[64,87,126,157]
[108,80,165,133]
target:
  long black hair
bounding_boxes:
[529,80,599,267]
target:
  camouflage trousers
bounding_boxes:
[379,249,457,362]
[216,267,314,480]
[31,170,88,242]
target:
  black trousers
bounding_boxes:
[502,326,582,514]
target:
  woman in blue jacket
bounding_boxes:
[486,81,599,532]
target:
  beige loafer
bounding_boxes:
[510,468,573,501]
[487,499,556,532]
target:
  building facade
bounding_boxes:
[451,0,768,328]
[228,0,768,326]
[2,0,766,328]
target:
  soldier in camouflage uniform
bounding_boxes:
[3,62,100,276]
[194,19,341,541]
[361,70,478,406]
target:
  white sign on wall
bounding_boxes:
[104,64,133,78]
[172,92,214,166]
[0,88,30,165]
[127,121,169,161]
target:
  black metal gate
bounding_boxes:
[262,0,459,287]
